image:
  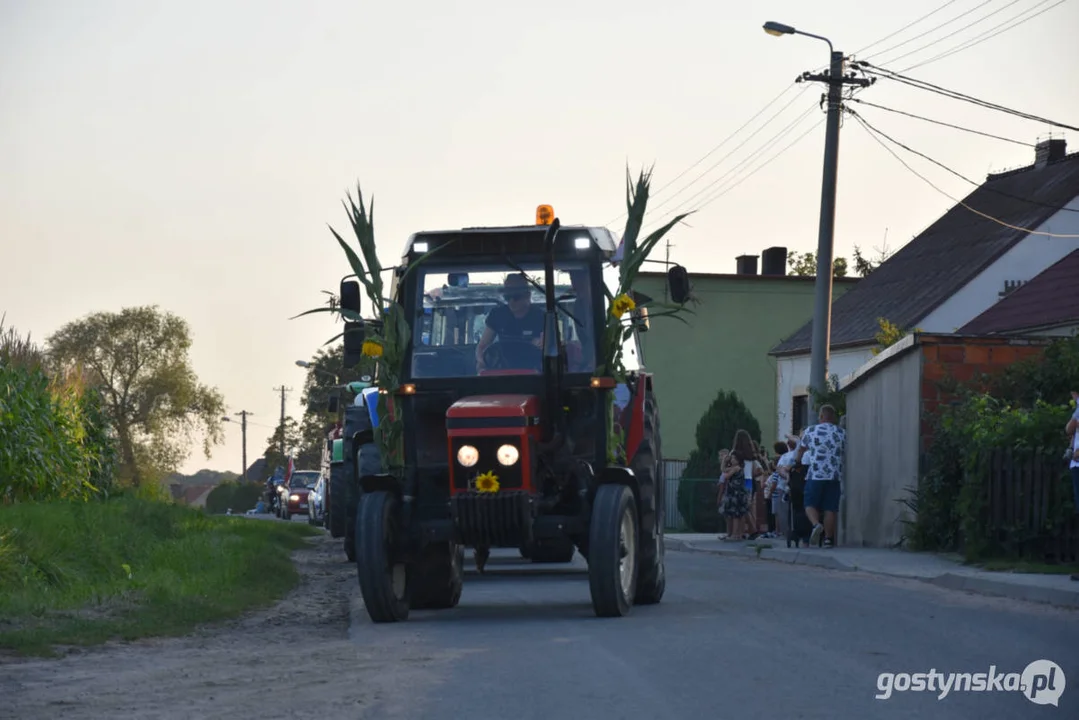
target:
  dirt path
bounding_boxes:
[1,529,458,720]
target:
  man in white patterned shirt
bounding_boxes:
[795,404,846,548]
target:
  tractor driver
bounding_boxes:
[475,273,545,371]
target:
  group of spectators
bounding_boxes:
[716,404,846,548]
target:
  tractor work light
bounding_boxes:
[457,445,479,467]
[413,241,429,253]
[574,236,591,250]
[497,444,519,466]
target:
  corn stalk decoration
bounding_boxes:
[295,183,442,472]
[598,166,694,463]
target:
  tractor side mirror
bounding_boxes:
[667,264,691,304]
[340,279,362,315]
[327,395,340,414]
[326,438,334,451]
[343,321,366,369]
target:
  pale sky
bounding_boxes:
[2,0,1077,476]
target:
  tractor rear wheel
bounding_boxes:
[587,484,638,617]
[355,491,410,623]
[528,538,576,564]
[411,542,464,610]
[634,391,666,605]
[328,466,349,538]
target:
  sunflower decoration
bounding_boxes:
[361,338,384,358]
[609,293,636,318]
[474,471,500,494]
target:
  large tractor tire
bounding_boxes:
[528,538,576,564]
[328,465,349,539]
[633,390,666,605]
[355,491,410,623]
[411,542,464,610]
[587,484,638,618]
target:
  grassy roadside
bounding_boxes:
[0,496,319,657]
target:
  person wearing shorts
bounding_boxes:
[795,404,846,547]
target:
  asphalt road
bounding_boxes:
[350,545,1079,720]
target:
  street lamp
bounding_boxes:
[762,20,867,421]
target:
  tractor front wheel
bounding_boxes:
[587,484,638,618]
[355,491,410,623]
[411,542,464,609]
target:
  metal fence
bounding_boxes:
[662,460,689,531]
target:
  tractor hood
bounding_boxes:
[446,394,541,429]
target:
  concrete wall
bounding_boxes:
[634,272,859,461]
[840,348,921,548]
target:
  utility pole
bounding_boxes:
[272,386,291,456]
[799,52,872,418]
[234,410,252,482]
[764,21,872,419]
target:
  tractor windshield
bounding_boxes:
[410,260,597,378]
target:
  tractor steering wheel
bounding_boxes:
[482,338,542,372]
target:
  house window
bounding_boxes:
[792,395,808,436]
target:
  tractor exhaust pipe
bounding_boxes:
[541,218,564,444]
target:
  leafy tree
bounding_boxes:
[871,317,919,356]
[294,344,375,467]
[45,306,225,487]
[676,390,762,532]
[261,417,303,476]
[788,244,893,279]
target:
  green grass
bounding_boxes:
[0,496,319,657]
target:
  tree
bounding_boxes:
[45,306,225,486]
[262,417,303,477]
[788,243,894,279]
[871,317,919,356]
[294,344,376,468]
[676,389,762,533]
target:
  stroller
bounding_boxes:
[785,465,817,547]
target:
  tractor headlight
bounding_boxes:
[290,494,300,501]
[457,445,479,467]
[497,444,519,466]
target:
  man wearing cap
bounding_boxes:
[476,273,546,371]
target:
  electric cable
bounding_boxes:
[848,98,1033,146]
[870,0,1026,67]
[855,62,1079,132]
[851,109,1079,236]
[900,0,1071,72]
[851,0,963,56]
[862,0,996,62]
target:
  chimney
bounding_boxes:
[735,254,758,275]
[1035,138,1066,169]
[761,246,788,276]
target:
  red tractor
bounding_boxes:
[339,211,689,622]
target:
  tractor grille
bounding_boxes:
[450,436,524,490]
[451,490,533,547]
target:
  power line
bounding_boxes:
[871,0,1025,67]
[854,61,1079,132]
[605,83,812,229]
[850,108,1079,212]
[863,0,996,62]
[676,118,826,222]
[851,0,964,56]
[848,98,1033,146]
[641,102,821,231]
[851,110,1079,237]
[901,0,1070,72]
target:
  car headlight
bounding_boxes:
[457,445,479,467]
[290,494,300,501]
[497,444,519,466]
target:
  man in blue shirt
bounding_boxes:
[795,404,846,548]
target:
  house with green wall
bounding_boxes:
[633,248,859,463]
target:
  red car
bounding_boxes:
[278,470,320,520]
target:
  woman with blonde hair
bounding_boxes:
[721,430,764,540]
